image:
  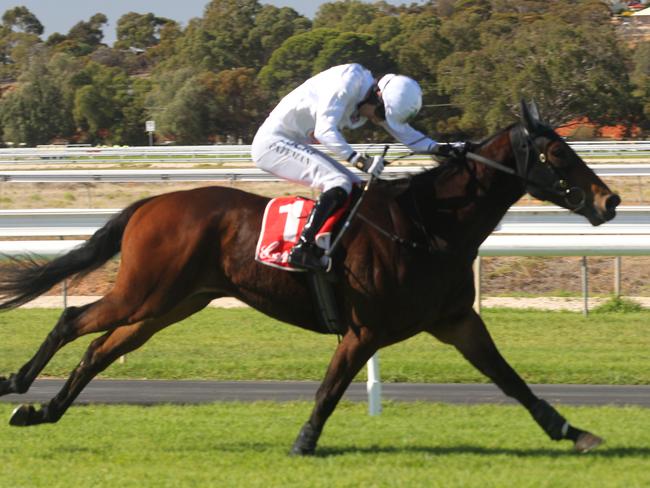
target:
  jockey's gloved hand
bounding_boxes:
[348,152,385,177]
[431,141,470,159]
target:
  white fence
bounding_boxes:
[1,163,650,183]
[0,140,648,163]
[2,205,650,253]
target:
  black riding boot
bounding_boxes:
[288,187,348,271]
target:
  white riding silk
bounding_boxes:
[252,63,438,194]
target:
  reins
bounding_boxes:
[350,122,587,253]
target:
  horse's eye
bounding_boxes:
[550,146,566,159]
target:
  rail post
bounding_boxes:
[581,256,589,316]
[367,353,382,416]
[473,257,482,314]
[614,256,621,297]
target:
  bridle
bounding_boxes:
[354,122,588,255]
[467,123,587,213]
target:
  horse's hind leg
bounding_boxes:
[428,309,603,453]
[9,294,213,426]
[0,302,100,396]
[291,330,378,456]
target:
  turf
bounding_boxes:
[0,307,648,384]
[0,402,648,487]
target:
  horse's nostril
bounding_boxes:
[605,194,621,212]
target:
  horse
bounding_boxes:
[0,101,620,455]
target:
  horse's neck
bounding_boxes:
[408,129,524,254]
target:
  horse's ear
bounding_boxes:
[520,99,538,133]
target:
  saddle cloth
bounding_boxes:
[255,196,347,271]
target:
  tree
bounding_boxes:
[631,41,650,130]
[257,28,339,97]
[115,12,176,50]
[72,62,138,144]
[0,58,73,145]
[2,6,43,35]
[212,67,271,141]
[247,5,311,69]
[437,9,639,135]
[313,0,382,31]
[155,71,219,144]
[200,0,262,69]
[312,32,394,75]
[54,13,107,56]
[0,7,43,80]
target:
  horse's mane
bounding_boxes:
[397,122,521,191]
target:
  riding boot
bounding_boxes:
[289,187,348,271]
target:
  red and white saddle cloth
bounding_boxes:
[255,196,347,272]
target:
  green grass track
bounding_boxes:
[0,307,648,384]
[1,402,649,487]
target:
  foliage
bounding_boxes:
[2,6,43,35]
[0,0,648,145]
[114,12,176,50]
[0,53,74,145]
[247,5,312,69]
[438,4,639,135]
[72,61,145,145]
[312,32,394,74]
[53,13,108,57]
[591,296,644,313]
[257,28,340,97]
[631,41,650,129]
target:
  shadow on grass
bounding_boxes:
[313,444,650,458]
[207,441,650,458]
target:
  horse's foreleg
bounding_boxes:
[291,330,377,456]
[428,310,603,453]
[9,294,213,427]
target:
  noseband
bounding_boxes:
[466,124,586,212]
[510,125,586,212]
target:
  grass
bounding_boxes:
[592,296,645,313]
[0,307,649,384]
[0,402,648,487]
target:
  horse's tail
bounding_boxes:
[0,197,154,311]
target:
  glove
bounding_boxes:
[348,152,385,177]
[431,141,470,159]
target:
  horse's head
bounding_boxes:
[514,100,620,225]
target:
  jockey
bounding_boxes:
[252,63,465,271]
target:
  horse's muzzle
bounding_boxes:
[590,192,621,225]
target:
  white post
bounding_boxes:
[614,256,621,297]
[366,353,382,416]
[473,257,482,314]
[581,256,589,316]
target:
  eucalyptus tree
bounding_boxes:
[0,6,44,80]
[115,12,176,50]
[0,54,73,145]
[437,0,639,136]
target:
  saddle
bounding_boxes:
[255,193,357,335]
[255,196,349,272]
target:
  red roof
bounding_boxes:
[555,117,641,140]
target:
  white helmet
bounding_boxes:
[377,74,423,132]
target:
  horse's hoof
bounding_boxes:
[9,404,35,427]
[574,432,604,453]
[289,445,315,457]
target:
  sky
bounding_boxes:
[0,0,423,45]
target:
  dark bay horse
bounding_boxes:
[0,102,620,455]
